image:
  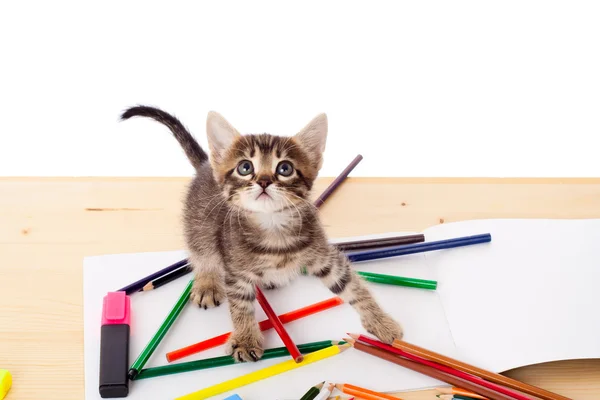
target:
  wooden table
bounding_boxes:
[1,177,599,400]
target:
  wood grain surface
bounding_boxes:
[1,177,599,400]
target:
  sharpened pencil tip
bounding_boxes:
[347,333,359,339]
[142,282,153,291]
[338,343,352,351]
[343,337,356,345]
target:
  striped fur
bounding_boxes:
[121,106,403,362]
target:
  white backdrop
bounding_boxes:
[1,1,599,177]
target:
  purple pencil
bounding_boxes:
[313,154,363,207]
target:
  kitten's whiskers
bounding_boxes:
[270,188,303,237]
[197,193,235,233]
[282,190,318,212]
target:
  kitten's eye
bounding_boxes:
[276,161,294,177]
[237,160,254,176]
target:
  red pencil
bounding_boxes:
[349,334,532,400]
[166,296,343,362]
[255,285,303,362]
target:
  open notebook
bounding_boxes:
[83,219,600,399]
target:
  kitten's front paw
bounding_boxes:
[225,330,264,363]
[190,277,225,310]
[362,314,404,344]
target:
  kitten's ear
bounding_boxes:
[294,113,328,169]
[206,111,240,164]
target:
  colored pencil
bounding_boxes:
[144,235,429,293]
[314,154,363,207]
[349,335,527,400]
[356,271,437,290]
[254,285,303,362]
[348,339,515,400]
[167,296,344,362]
[313,383,335,400]
[128,279,192,379]
[335,383,402,400]
[336,234,425,252]
[438,394,487,400]
[394,340,569,400]
[299,268,436,290]
[119,155,360,294]
[142,264,192,291]
[299,268,437,290]
[346,234,491,263]
[135,340,344,380]
[174,344,350,400]
[436,389,488,400]
[118,258,188,295]
[435,391,487,400]
[299,381,326,400]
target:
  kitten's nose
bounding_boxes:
[257,177,272,189]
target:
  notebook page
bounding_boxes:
[422,219,600,372]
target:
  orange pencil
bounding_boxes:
[335,383,402,400]
[167,296,343,361]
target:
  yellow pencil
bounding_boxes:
[175,344,350,400]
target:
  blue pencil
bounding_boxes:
[347,233,491,263]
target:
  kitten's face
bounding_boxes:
[219,135,314,213]
[206,113,327,214]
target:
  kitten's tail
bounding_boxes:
[120,105,208,171]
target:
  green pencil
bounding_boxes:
[134,340,345,380]
[356,271,437,290]
[299,381,325,400]
[300,267,437,290]
[128,279,193,379]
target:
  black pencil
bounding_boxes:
[335,233,425,252]
[142,264,192,291]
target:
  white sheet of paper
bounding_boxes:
[423,218,600,372]
[84,219,600,400]
[83,232,454,400]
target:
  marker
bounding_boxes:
[99,291,131,398]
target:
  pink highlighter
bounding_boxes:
[99,291,131,398]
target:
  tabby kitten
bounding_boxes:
[121,106,403,362]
